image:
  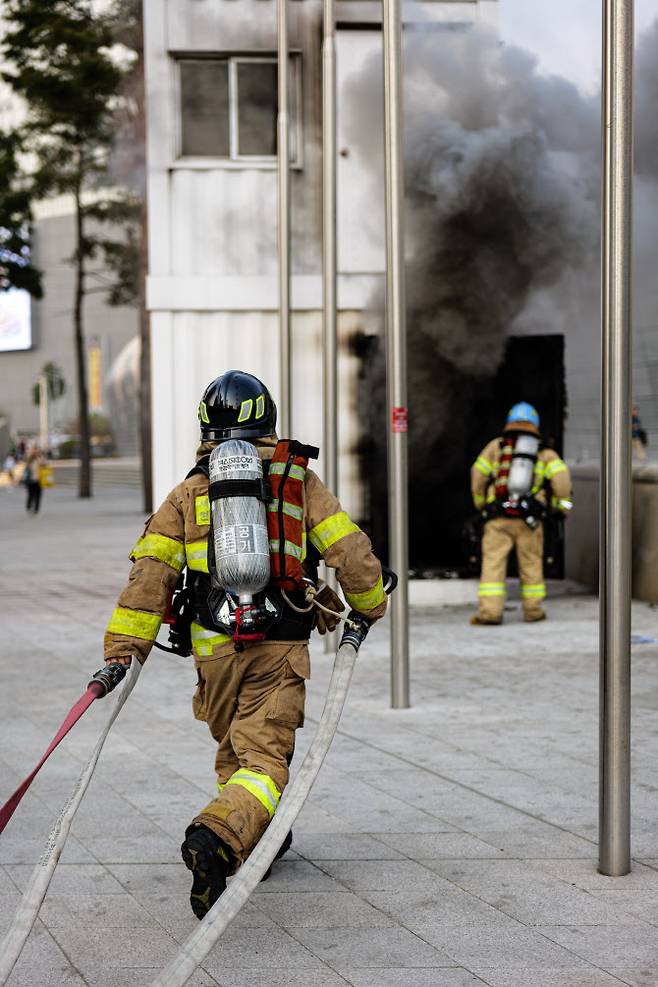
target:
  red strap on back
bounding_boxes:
[0,683,102,835]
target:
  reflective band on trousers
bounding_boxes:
[268,461,306,482]
[474,456,493,477]
[190,622,231,657]
[267,500,304,521]
[473,493,486,509]
[186,540,209,573]
[478,582,506,597]
[521,583,546,599]
[107,607,161,641]
[345,575,385,613]
[309,511,360,555]
[130,533,185,571]
[225,768,281,818]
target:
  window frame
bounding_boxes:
[172,52,303,170]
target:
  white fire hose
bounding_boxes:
[150,639,359,987]
[0,658,142,987]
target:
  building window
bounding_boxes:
[178,56,301,164]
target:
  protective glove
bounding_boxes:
[313,583,345,634]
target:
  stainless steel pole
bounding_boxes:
[382,0,409,708]
[277,0,291,436]
[322,0,339,653]
[599,0,634,877]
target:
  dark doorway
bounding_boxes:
[356,333,567,577]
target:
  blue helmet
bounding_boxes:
[506,402,540,430]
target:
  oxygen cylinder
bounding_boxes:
[507,434,539,499]
[209,440,270,605]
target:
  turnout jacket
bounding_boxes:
[105,437,387,663]
[471,437,573,515]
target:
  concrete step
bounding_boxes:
[52,458,142,490]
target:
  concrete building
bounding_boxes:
[144,0,499,517]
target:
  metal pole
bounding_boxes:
[599,0,634,877]
[322,0,339,653]
[382,0,409,708]
[277,0,291,436]
[38,375,48,450]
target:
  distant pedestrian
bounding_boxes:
[23,447,46,514]
[632,406,648,462]
[3,454,16,485]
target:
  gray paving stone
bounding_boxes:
[589,890,658,927]
[609,971,658,986]
[433,926,591,969]
[82,972,218,987]
[536,924,658,967]
[362,889,518,932]
[474,825,597,859]
[256,890,394,928]
[254,859,346,893]
[0,835,97,865]
[212,972,347,987]
[203,926,327,971]
[292,832,404,860]
[294,927,454,971]
[5,922,86,987]
[48,925,179,972]
[530,859,658,890]
[429,859,636,926]
[376,832,504,860]
[473,969,626,986]
[39,892,160,929]
[343,970,485,987]
[5,863,124,895]
[318,858,452,892]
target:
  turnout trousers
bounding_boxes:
[191,638,308,868]
[478,517,546,622]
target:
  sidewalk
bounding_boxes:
[2,485,658,986]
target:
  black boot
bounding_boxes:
[261,829,293,882]
[181,824,232,920]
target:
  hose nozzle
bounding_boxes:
[88,663,128,698]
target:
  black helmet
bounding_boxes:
[198,371,277,441]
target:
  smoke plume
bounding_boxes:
[346,26,605,564]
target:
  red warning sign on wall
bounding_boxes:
[391,407,408,433]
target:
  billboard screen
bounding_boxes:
[0,289,32,352]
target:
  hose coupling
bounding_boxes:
[88,663,128,697]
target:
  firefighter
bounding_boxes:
[103,370,387,919]
[470,402,572,625]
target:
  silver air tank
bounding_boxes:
[507,434,540,499]
[209,440,270,605]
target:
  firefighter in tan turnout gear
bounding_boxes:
[470,402,572,625]
[103,371,387,919]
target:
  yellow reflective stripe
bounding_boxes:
[545,459,567,480]
[521,583,546,598]
[558,498,573,511]
[474,456,493,477]
[345,576,385,613]
[226,769,281,818]
[190,621,231,656]
[237,398,253,423]
[130,533,185,571]
[473,493,486,509]
[195,495,210,526]
[486,491,497,503]
[255,394,265,419]
[269,538,303,561]
[301,530,307,562]
[268,462,306,482]
[186,540,209,573]
[478,582,506,597]
[309,511,360,555]
[267,500,304,521]
[107,607,161,641]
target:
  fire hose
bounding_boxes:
[0,569,396,986]
[0,660,141,987]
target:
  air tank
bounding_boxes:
[507,434,540,499]
[209,440,270,604]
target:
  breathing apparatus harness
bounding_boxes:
[154,439,366,654]
[485,432,545,530]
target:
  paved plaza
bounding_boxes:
[2,484,658,986]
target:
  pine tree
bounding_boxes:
[0,130,42,298]
[2,0,127,498]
